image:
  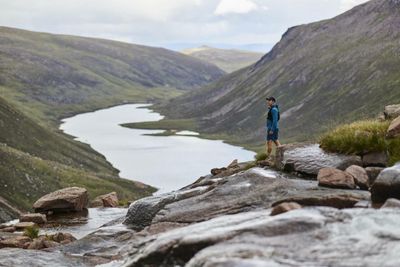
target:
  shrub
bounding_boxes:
[24,226,39,239]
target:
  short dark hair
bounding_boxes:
[266,97,276,102]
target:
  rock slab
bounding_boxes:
[20,213,47,224]
[387,115,400,138]
[345,165,369,190]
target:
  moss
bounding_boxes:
[24,226,39,239]
[320,120,400,165]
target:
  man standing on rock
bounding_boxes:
[266,97,281,160]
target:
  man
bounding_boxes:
[266,97,281,160]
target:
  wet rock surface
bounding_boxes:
[0,165,398,267]
[278,144,362,176]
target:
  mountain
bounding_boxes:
[158,0,400,147]
[182,46,263,73]
[0,27,225,124]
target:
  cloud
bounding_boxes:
[339,0,369,12]
[214,0,259,15]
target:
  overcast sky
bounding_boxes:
[0,0,369,52]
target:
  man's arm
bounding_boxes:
[271,108,278,132]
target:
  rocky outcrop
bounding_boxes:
[277,144,362,176]
[370,164,400,203]
[33,187,89,213]
[346,165,369,190]
[14,222,37,231]
[317,168,356,189]
[387,115,400,138]
[125,168,369,231]
[20,213,47,224]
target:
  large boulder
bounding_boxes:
[384,104,400,120]
[277,144,362,177]
[33,187,88,213]
[345,165,369,190]
[387,115,400,138]
[318,168,356,189]
[370,164,400,203]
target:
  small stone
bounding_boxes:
[354,200,371,208]
[387,115,400,138]
[20,213,47,224]
[27,238,45,250]
[14,222,37,230]
[345,165,369,190]
[0,236,31,249]
[43,240,60,248]
[381,198,400,209]
[384,104,400,120]
[318,168,356,189]
[91,192,119,208]
[270,202,302,216]
[362,152,388,167]
[0,226,16,233]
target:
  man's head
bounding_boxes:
[266,97,276,107]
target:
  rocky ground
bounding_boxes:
[1,144,399,266]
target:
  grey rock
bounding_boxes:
[278,144,362,176]
[124,208,400,267]
[381,198,400,209]
[370,164,400,203]
[365,167,385,185]
[362,152,388,167]
[384,104,400,120]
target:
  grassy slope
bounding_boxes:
[0,144,156,211]
[157,0,400,149]
[182,46,263,73]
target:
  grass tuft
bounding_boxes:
[320,120,400,165]
[24,226,39,239]
[254,152,268,161]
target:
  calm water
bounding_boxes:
[60,104,255,193]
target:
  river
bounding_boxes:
[60,104,255,193]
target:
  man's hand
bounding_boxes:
[269,130,274,135]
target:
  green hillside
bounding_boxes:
[0,26,225,124]
[158,0,400,147]
[182,46,263,73]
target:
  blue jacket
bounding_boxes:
[266,104,279,132]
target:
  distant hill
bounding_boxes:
[182,46,263,73]
[159,0,400,146]
[0,27,225,124]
